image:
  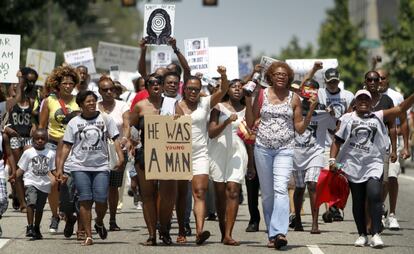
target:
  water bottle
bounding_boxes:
[201,74,217,87]
[243,72,261,95]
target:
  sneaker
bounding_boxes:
[322,211,333,223]
[94,222,108,240]
[354,235,368,247]
[26,225,34,237]
[289,214,296,228]
[133,192,139,206]
[330,206,343,221]
[32,225,43,240]
[245,223,259,232]
[49,216,60,233]
[388,213,400,230]
[381,215,387,229]
[64,216,77,238]
[370,234,384,248]
[136,201,143,210]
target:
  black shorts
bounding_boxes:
[25,186,48,212]
[109,151,128,187]
[135,147,144,170]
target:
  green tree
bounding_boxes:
[317,0,367,92]
[277,36,314,60]
[381,0,414,96]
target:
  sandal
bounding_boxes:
[267,239,275,248]
[81,237,93,246]
[274,234,288,250]
[223,238,240,246]
[141,237,157,246]
[176,235,187,244]
[195,231,210,245]
[310,229,321,234]
[159,231,172,245]
[76,231,86,241]
[94,223,108,240]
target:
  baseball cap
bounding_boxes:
[354,89,372,99]
[324,68,340,82]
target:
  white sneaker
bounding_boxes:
[354,235,368,247]
[388,213,400,230]
[136,201,143,210]
[370,234,384,248]
[382,215,388,229]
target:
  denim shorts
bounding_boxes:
[72,171,109,203]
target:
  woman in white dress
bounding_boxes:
[178,66,229,245]
[208,79,249,245]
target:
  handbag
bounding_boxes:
[237,120,257,145]
[101,112,119,170]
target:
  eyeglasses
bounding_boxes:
[380,76,387,80]
[271,72,288,77]
[100,87,116,93]
[185,86,201,93]
[148,79,161,86]
[366,77,379,83]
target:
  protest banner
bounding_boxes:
[259,56,279,87]
[286,59,339,88]
[26,49,56,85]
[96,41,140,72]
[238,45,253,79]
[208,46,239,80]
[144,115,193,180]
[184,37,209,75]
[151,50,172,73]
[143,4,175,46]
[64,47,96,73]
[0,34,20,83]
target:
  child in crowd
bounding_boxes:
[16,129,56,240]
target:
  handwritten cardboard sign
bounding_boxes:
[64,47,96,73]
[184,37,209,75]
[26,49,56,86]
[144,115,193,180]
[286,59,339,88]
[96,41,140,72]
[143,4,175,46]
[0,34,20,83]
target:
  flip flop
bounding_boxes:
[195,231,210,245]
[275,234,288,250]
[223,239,240,246]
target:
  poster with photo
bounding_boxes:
[184,37,209,75]
[143,4,175,46]
[259,56,279,87]
[151,50,172,73]
[238,45,253,79]
[26,49,56,85]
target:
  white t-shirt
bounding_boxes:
[120,91,136,106]
[18,147,56,193]
[63,112,119,172]
[384,87,404,125]
[98,100,129,137]
[335,111,388,183]
[318,88,354,147]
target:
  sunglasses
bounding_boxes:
[379,76,387,80]
[100,87,116,93]
[186,86,201,93]
[148,79,161,86]
[366,77,379,82]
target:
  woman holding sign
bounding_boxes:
[244,62,317,249]
[208,79,249,246]
[178,66,229,245]
[130,73,184,246]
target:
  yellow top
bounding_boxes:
[47,94,79,140]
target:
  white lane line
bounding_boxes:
[399,175,414,181]
[307,244,325,254]
[0,239,10,249]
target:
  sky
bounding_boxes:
[138,0,334,58]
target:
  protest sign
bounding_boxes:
[151,50,172,73]
[26,49,56,85]
[64,47,96,73]
[96,41,140,72]
[286,59,339,88]
[184,37,209,75]
[143,4,175,46]
[238,45,253,79]
[208,47,239,80]
[0,34,20,83]
[259,56,279,87]
[145,115,193,180]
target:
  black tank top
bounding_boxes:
[137,116,145,147]
[9,103,33,137]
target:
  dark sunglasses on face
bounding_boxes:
[380,76,387,80]
[148,79,161,86]
[186,86,201,93]
[366,77,379,82]
[101,87,116,93]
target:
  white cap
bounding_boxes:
[355,89,372,99]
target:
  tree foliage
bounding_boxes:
[276,36,314,60]
[381,0,414,96]
[317,0,367,92]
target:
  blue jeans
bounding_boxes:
[254,145,293,239]
[72,171,109,203]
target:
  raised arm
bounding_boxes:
[6,71,23,111]
[293,94,318,134]
[384,93,414,122]
[168,37,191,83]
[300,61,323,87]
[138,39,148,79]
[243,64,263,83]
[130,102,142,127]
[210,66,229,108]
[38,98,49,129]
[399,112,410,159]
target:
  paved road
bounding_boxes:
[1,167,414,254]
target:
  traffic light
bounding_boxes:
[203,0,218,6]
[121,0,136,7]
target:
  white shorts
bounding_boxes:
[192,157,210,176]
[293,167,321,188]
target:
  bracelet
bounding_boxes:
[328,158,336,166]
